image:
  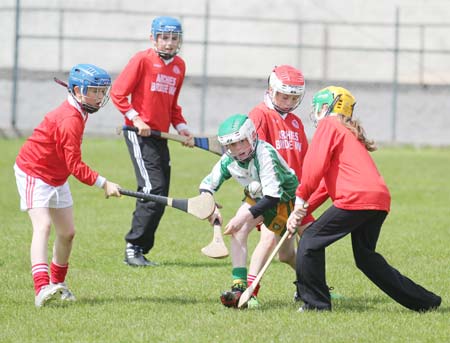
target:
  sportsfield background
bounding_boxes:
[1,0,450,145]
[0,2,449,341]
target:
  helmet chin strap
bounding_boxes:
[81,103,100,114]
[70,92,100,114]
[157,51,176,60]
[264,91,296,115]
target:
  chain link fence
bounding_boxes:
[1,2,449,145]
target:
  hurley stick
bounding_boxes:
[237,229,290,308]
[201,219,229,259]
[237,203,309,308]
[118,125,224,156]
[119,189,215,220]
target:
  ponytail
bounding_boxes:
[337,114,377,152]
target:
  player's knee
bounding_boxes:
[32,223,52,240]
[259,232,277,250]
[278,250,295,264]
[59,228,75,242]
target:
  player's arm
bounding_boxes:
[249,108,269,142]
[248,195,279,218]
[58,119,121,197]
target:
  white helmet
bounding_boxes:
[268,65,305,113]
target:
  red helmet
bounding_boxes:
[268,65,305,113]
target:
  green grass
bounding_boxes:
[0,138,449,342]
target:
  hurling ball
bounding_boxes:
[247,181,262,199]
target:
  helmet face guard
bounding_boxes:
[68,64,111,113]
[151,16,183,59]
[268,65,305,114]
[311,86,356,126]
[218,114,258,162]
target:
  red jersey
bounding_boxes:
[110,48,187,132]
[15,99,100,187]
[298,116,391,212]
[249,101,315,225]
[249,102,308,179]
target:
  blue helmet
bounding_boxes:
[68,64,111,96]
[68,64,111,113]
[151,16,183,37]
[151,16,183,59]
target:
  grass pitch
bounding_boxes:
[0,138,449,342]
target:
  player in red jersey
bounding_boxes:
[111,16,194,267]
[14,64,121,307]
[237,65,315,308]
[287,86,441,312]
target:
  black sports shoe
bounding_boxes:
[124,244,159,267]
[220,281,246,308]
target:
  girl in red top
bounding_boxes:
[14,64,121,308]
[287,86,441,312]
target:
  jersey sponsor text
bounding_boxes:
[275,130,302,151]
[151,73,177,95]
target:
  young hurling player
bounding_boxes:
[287,86,442,312]
[246,65,315,306]
[111,16,194,267]
[14,64,121,307]
[199,114,298,309]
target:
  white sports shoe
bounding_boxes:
[51,282,76,302]
[35,283,65,308]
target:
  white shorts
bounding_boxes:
[14,164,73,211]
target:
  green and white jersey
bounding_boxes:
[200,140,298,202]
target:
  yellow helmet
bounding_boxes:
[312,86,356,124]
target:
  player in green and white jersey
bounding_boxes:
[199,114,298,308]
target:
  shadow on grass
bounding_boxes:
[151,260,229,268]
[78,294,215,306]
[264,295,448,313]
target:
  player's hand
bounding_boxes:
[179,129,194,148]
[208,206,223,226]
[286,214,298,238]
[103,181,121,198]
[132,116,151,136]
[286,203,308,238]
[223,209,253,235]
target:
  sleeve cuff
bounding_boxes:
[175,123,189,132]
[295,196,305,207]
[199,188,214,195]
[95,176,106,188]
[125,109,139,121]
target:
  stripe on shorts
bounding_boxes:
[127,130,152,193]
[26,174,35,208]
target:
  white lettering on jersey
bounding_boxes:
[151,73,177,95]
[275,130,302,151]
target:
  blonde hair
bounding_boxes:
[337,114,377,152]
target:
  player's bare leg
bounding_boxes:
[28,208,64,307]
[221,202,262,308]
[51,207,75,265]
[247,225,296,308]
[29,208,52,265]
[50,207,76,302]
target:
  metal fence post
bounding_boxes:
[323,24,329,83]
[200,0,210,134]
[391,7,399,143]
[11,0,21,134]
[297,20,302,69]
[58,8,64,72]
[419,24,425,86]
